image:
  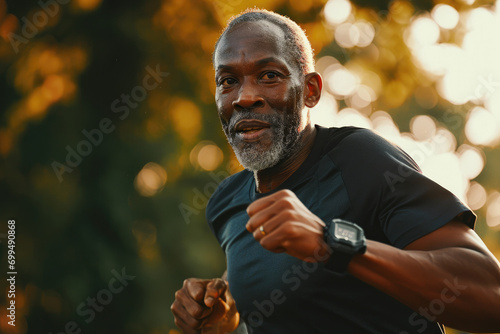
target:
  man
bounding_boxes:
[171,8,500,334]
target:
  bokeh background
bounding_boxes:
[1,0,500,333]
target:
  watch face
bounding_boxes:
[334,223,358,241]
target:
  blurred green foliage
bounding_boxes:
[0,0,499,333]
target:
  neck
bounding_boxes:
[254,123,316,193]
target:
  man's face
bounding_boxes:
[214,20,307,172]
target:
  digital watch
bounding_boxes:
[323,219,367,273]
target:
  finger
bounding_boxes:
[246,196,276,221]
[259,222,325,260]
[246,190,298,232]
[250,212,284,241]
[204,298,230,326]
[257,222,293,253]
[171,298,205,332]
[185,279,208,302]
[248,198,299,237]
[246,204,279,233]
[247,189,294,217]
[204,278,227,307]
[174,288,212,320]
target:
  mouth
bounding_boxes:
[234,119,271,141]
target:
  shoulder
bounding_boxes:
[319,126,420,174]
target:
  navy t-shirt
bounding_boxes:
[206,126,475,334]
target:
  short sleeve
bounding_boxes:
[328,128,476,249]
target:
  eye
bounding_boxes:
[261,72,279,80]
[217,77,237,87]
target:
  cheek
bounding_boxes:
[280,84,302,114]
[215,94,232,124]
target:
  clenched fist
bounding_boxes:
[171,278,239,334]
[246,189,331,262]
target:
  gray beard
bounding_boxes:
[222,111,302,172]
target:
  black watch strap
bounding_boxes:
[324,250,353,273]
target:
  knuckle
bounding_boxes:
[280,198,294,209]
[260,238,270,249]
[282,208,296,220]
[285,224,299,238]
[190,304,205,318]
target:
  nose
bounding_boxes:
[232,79,264,111]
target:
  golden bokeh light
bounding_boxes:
[189,140,224,171]
[324,0,352,26]
[197,144,224,171]
[465,107,500,146]
[431,4,459,30]
[334,21,375,49]
[354,21,375,47]
[410,115,436,141]
[311,93,338,127]
[326,67,359,97]
[467,181,488,210]
[335,107,372,128]
[457,144,484,180]
[487,191,500,228]
[406,16,440,49]
[134,162,167,197]
[389,0,414,25]
[348,84,376,112]
[423,152,467,201]
[371,110,400,140]
[75,0,102,11]
[168,97,202,143]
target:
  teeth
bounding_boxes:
[242,127,261,133]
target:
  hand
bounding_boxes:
[246,189,330,262]
[171,278,239,334]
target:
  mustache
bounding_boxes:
[225,111,280,134]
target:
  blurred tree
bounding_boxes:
[0,0,499,333]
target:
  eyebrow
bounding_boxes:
[216,64,233,71]
[255,57,287,67]
[216,57,289,72]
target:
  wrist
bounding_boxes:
[323,219,367,273]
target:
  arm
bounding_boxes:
[349,220,500,332]
[171,273,240,334]
[246,189,500,333]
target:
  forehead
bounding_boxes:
[214,20,290,68]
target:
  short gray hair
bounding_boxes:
[213,8,315,76]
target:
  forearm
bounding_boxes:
[348,240,500,332]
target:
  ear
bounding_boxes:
[303,72,323,108]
